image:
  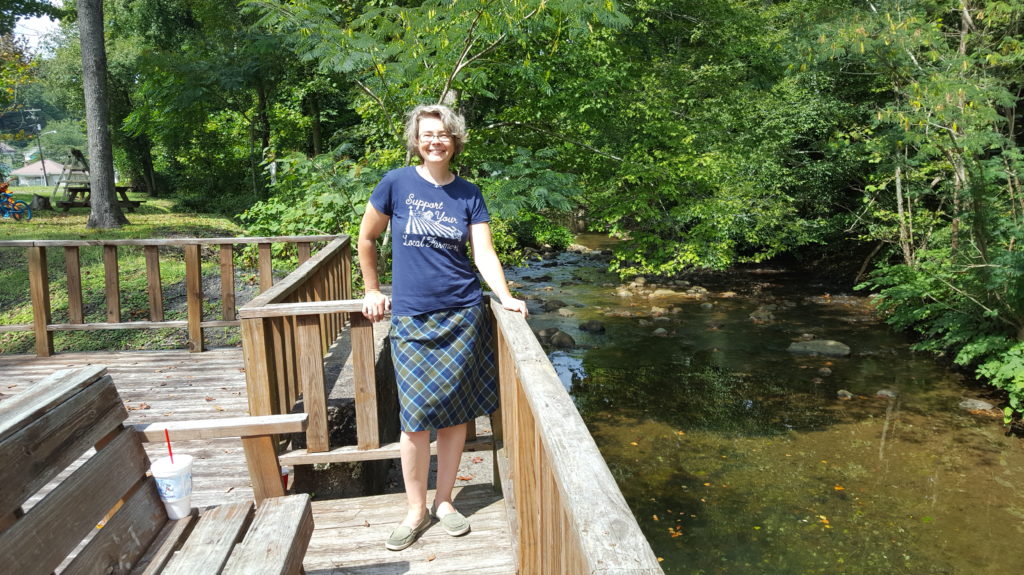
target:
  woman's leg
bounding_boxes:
[433,422,468,514]
[399,429,431,525]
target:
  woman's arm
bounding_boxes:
[358,203,392,322]
[470,222,528,317]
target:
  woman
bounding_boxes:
[358,104,528,551]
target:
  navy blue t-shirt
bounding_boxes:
[369,166,491,316]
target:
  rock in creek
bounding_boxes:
[787,340,851,357]
[876,389,898,399]
[541,299,569,312]
[550,330,577,348]
[837,389,854,400]
[958,398,995,411]
[579,320,606,333]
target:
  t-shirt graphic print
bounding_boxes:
[405,200,462,240]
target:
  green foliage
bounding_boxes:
[238,149,381,259]
[510,212,574,251]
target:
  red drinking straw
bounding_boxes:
[164,429,174,464]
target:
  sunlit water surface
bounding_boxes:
[507,234,1023,575]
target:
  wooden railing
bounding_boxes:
[237,240,661,572]
[237,237,361,453]
[489,298,664,574]
[0,236,338,357]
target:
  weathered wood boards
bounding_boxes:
[0,235,344,357]
[0,365,314,574]
[489,299,664,574]
[302,485,514,574]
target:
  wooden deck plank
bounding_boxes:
[303,485,514,575]
[0,349,259,509]
[0,348,516,575]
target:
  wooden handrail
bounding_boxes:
[1,236,340,356]
[489,298,664,574]
[239,299,363,318]
[238,238,357,453]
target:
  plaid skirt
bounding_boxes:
[390,303,498,432]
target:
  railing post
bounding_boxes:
[295,314,329,452]
[219,244,236,321]
[64,246,84,324]
[184,244,204,352]
[241,317,276,417]
[258,242,273,292]
[350,314,380,450]
[143,245,163,321]
[297,242,311,263]
[102,245,120,323]
[27,246,53,357]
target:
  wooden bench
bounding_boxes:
[0,365,314,574]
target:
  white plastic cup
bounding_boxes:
[151,455,193,520]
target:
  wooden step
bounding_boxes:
[279,434,495,466]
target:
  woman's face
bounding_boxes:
[417,116,453,165]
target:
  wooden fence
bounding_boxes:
[237,237,361,454]
[489,297,664,574]
[0,236,338,357]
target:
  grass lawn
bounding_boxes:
[0,187,258,354]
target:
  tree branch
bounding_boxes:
[437,6,541,104]
[484,120,624,162]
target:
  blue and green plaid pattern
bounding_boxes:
[390,303,498,432]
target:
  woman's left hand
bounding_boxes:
[500,296,529,318]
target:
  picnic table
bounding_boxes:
[56,184,146,212]
[0,366,314,574]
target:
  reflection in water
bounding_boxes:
[516,236,1023,575]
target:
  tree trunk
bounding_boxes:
[79,0,128,229]
[307,93,322,156]
[894,165,914,266]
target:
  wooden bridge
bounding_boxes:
[0,236,663,574]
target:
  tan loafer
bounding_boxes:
[386,511,431,551]
[431,503,471,537]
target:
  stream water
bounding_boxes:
[506,233,1024,575]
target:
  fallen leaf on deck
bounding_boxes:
[363,520,370,527]
[205,396,215,401]
[215,405,225,411]
[456,474,474,481]
[426,553,436,562]
[471,456,484,464]
[126,402,151,411]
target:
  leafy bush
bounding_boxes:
[510,211,574,251]
[238,149,382,262]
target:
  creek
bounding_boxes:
[505,233,1024,575]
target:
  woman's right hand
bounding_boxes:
[362,290,391,322]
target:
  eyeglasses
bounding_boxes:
[419,133,453,143]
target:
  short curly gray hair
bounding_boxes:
[404,104,467,159]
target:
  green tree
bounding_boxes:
[811,0,1024,414]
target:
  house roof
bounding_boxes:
[0,142,17,154]
[10,159,65,177]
